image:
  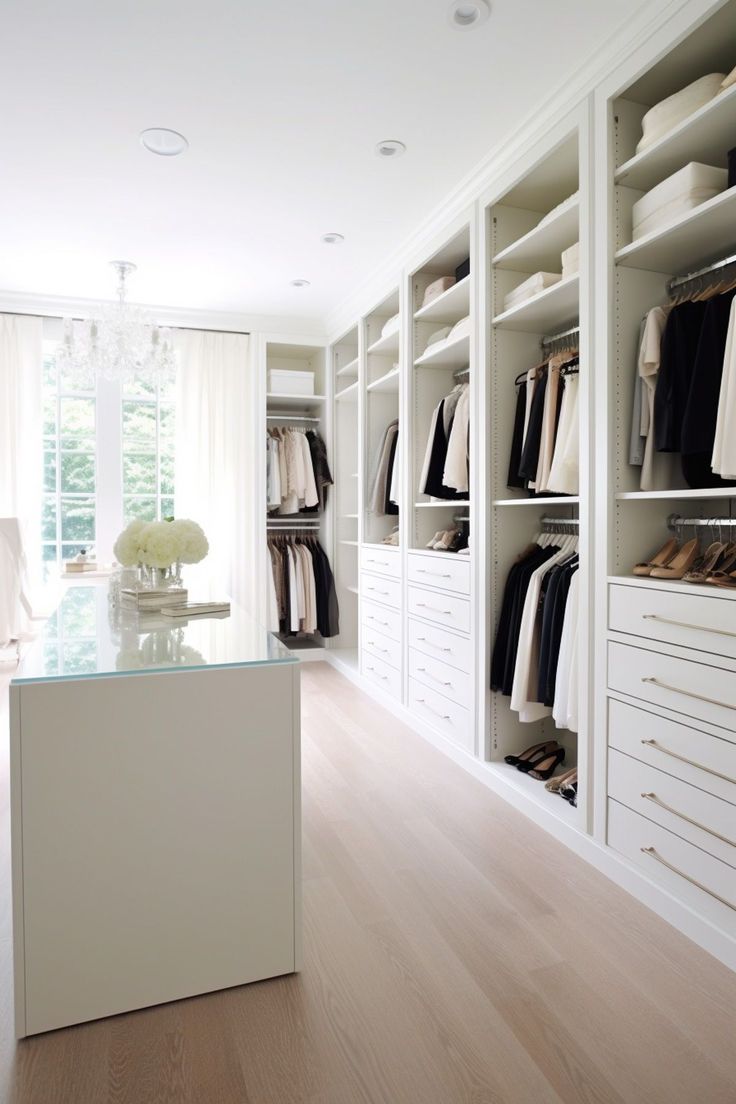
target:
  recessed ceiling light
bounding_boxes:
[449,0,491,29]
[321,232,345,245]
[290,278,311,288]
[139,128,189,156]
[375,139,406,159]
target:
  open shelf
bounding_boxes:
[415,500,470,508]
[492,197,579,272]
[335,381,359,402]
[492,275,579,332]
[615,85,736,191]
[266,392,325,406]
[414,332,470,369]
[608,574,736,601]
[367,367,400,393]
[414,275,471,323]
[367,329,400,358]
[615,488,736,500]
[484,761,579,827]
[336,356,359,378]
[615,186,736,273]
[493,495,580,507]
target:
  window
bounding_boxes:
[41,342,176,576]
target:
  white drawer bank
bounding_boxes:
[10,587,301,1037]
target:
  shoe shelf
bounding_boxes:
[608,574,736,601]
[615,84,736,191]
[485,762,580,827]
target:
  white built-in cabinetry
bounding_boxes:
[316,0,736,969]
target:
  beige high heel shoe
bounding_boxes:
[632,536,678,576]
[650,537,699,579]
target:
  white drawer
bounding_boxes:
[608,641,736,733]
[608,800,736,933]
[610,583,736,661]
[360,547,401,579]
[409,648,472,709]
[407,553,470,596]
[408,617,472,673]
[361,572,401,610]
[362,599,401,641]
[362,626,401,670]
[361,652,402,702]
[608,748,736,868]
[408,679,473,752]
[608,698,736,805]
[408,585,470,633]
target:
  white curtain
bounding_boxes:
[0,313,44,644]
[175,329,256,611]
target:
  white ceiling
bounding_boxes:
[1,0,653,324]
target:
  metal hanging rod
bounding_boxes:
[267,518,321,527]
[668,512,736,530]
[266,413,321,423]
[668,253,736,296]
[454,514,470,522]
[541,324,579,351]
[541,515,579,528]
[453,366,470,380]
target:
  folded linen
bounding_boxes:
[504,272,561,313]
[422,276,455,307]
[561,241,580,278]
[636,73,724,153]
[632,162,727,241]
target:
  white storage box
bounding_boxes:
[268,369,314,395]
[422,275,455,307]
[636,74,724,154]
[632,162,727,241]
[504,272,560,313]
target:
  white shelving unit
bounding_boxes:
[330,323,361,661]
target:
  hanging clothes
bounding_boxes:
[712,296,736,480]
[681,288,736,487]
[637,306,677,491]
[267,426,331,516]
[552,569,580,732]
[369,419,399,515]
[266,535,340,638]
[546,372,580,494]
[507,355,578,496]
[419,382,469,499]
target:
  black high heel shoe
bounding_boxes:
[527,746,566,781]
[504,740,558,768]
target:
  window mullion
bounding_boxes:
[95,375,122,562]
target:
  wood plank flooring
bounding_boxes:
[1,660,735,1103]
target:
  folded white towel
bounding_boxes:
[636,74,724,153]
[632,162,727,240]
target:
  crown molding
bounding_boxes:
[0,288,327,339]
[324,0,687,339]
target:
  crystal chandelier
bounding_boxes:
[56,261,176,385]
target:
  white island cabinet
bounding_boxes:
[10,586,301,1037]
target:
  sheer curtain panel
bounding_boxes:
[175,330,255,610]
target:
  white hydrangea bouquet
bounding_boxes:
[113,517,209,587]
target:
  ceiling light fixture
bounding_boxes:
[375,139,406,159]
[139,127,189,156]
[290,278,311,288]
[448,0,491,29]
[56,262,176,385]
[321,232,345,245]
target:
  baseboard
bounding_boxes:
[323,654,736,973]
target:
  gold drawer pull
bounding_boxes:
[641,677,736,712]
[416,698,451,721]
[640,739,736,785]
[417,602,452,615]
[417,636,452,653]
[640,848,736,911]
[640,793,736,848]
[642,614,736,640]
[417,667,453,688]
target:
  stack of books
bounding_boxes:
[120,587,188,613]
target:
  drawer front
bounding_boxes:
[608,698,736,805]
[408,679,473,751]
[362,599,402,641]
[361,572,401,610]
[408,585,470,633]
[407,553,470,596]
[360,547,401,579]
[408,617,472,673]
[361,651,402,701]
[608,800,736,932]
[409,648,472,708]
[608,748,736,868]
[610,583,736,661]
[362,626,402,670]
[608,641,736,732]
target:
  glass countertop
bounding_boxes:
[12,584,297,685]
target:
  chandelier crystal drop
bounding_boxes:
[56,261,177,385]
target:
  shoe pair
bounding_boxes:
[632,537,699,579]
[504,740,565,781]
[426,528,461,552]
[686,541,736,586]
[546,766,578,806]
[382,528,399,546]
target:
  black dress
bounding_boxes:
[680,289,736,489]
[653,300,707,454]
[506,380,527,489]
[517,370,548,483]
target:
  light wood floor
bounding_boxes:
[1,661,735,1104]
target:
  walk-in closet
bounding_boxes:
[3,0,736,1099]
